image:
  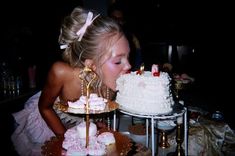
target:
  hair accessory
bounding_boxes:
[76,11,100,41]
[60,44,68,49]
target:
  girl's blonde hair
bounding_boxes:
[59,6,124,98]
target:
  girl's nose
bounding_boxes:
[124,62,131,71]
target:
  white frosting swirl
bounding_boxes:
[68,93,107,110]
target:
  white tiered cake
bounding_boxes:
[116,65,174,115]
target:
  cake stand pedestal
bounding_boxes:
[118,104,188,156]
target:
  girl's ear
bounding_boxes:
[84,59,96,71]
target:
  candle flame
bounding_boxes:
[140,63,145,75]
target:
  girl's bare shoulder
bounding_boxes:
[50,61,72,75]
[47,61,75,81]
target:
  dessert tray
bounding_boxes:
[54,100,119,114]
[41,129,151,156]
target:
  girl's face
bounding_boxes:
[101,35,131,91]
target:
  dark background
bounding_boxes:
[2,0,233,103]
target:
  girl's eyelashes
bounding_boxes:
[115,61,121,65]
[112,55,129,65]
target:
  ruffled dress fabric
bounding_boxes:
[11,91,82,156]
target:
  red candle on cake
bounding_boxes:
[152,64,160,77]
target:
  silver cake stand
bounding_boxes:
[117,103,188,156]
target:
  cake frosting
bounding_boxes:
[68,93,107,111]
[97,132,116,145]
[76,121,97,139]
[65,141,106,156]
[116,65,174,115]
[63,121,115,156]
[62,122,98,150]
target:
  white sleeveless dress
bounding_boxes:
[11,91,82,156]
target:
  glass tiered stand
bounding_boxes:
[118,104,188,156]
